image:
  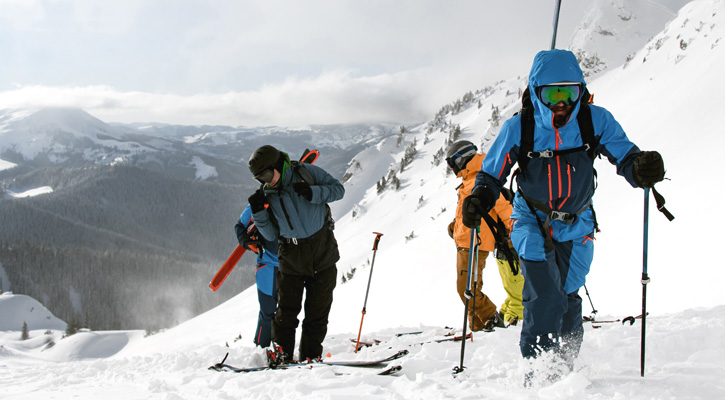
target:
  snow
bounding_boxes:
[190,156,218,180]
[3,186,53,198]
[2,1,725,399]
[0,158,17,171]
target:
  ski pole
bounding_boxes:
[640,188,650,377]
[550,0,563,50]
[472,245,478,334]
[453,227,478,374]
[354,232,384,353]
[583,284,598,317]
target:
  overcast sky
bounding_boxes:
[0,0,593,126]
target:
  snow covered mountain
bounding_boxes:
[0,107,396,184]
[2,0,724,398]
[569,0,690,79]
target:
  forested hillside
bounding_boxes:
[0,164,256,330]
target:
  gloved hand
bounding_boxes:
[248,190,267,213]
[633,151,665,188]
[235,222,261,252]
[293,182,313,201]
[461,187,496,228]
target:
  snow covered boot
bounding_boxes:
[266,343,290,368]
[481,312,505,332]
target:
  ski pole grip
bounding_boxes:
[372,232,384,251]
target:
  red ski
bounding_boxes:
[210,245,247,291]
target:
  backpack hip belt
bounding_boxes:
[518,188,591,251]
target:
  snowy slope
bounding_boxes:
[0,292,66,332]
[2,1,725,399]
[570,0,691,79]
[0,108,131,161]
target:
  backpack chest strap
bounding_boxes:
[527,143,590,159]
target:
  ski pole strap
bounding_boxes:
[372,232,384,250]
[481,213,519,275]
[651,186,675,221]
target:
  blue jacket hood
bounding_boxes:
[528,49,585,89]
[528,49,587,133]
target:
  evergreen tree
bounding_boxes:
[21,321,29,340]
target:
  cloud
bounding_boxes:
[0,68,458,126]
[0,1,594,126]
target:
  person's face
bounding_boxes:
[268,169,281,187]
[548,102,574,128]
[254,168,280,187]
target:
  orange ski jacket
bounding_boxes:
[451,153,513,251]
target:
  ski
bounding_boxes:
[349,338,381,347]
[209,349,408,374]
[209,245,247,291]
[583,313,648,326]
[349,332,472,349]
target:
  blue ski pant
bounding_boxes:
[519,239,590,360]
[254,277,278,348]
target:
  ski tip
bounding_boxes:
[378,365,402,376]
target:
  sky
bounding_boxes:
[0,0,592,126]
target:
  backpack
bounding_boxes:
[290,150,335,231]
[511,87,601,250]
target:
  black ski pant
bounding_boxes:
[271,266,337,361]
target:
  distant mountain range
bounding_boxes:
[0,107,400,330]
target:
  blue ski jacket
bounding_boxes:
[240,205,278,296]
[252,153,344,243]
[475,49,642,291]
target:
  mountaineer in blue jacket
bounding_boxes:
[461,50,666,373]
[247,145,344,365]
[235,204,279,348]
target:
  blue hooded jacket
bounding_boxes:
[475,50,641,290]
[240,205,278,296]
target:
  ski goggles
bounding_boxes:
[537,83,582,107]
[445,145,477,173]
[253,168,275,184]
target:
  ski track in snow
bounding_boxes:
[1,307,724,399]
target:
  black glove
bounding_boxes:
[461,187,496,228]
[633,151,665,188]
[248,190,267,213]
[293,182,313,201]
[234,222,261,251]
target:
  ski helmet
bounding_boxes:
[248,145,281,177]
[445,140,477,175]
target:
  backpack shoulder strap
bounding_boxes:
[291,160,316,185]
[576,89,598,161]
[518,87,535,174]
